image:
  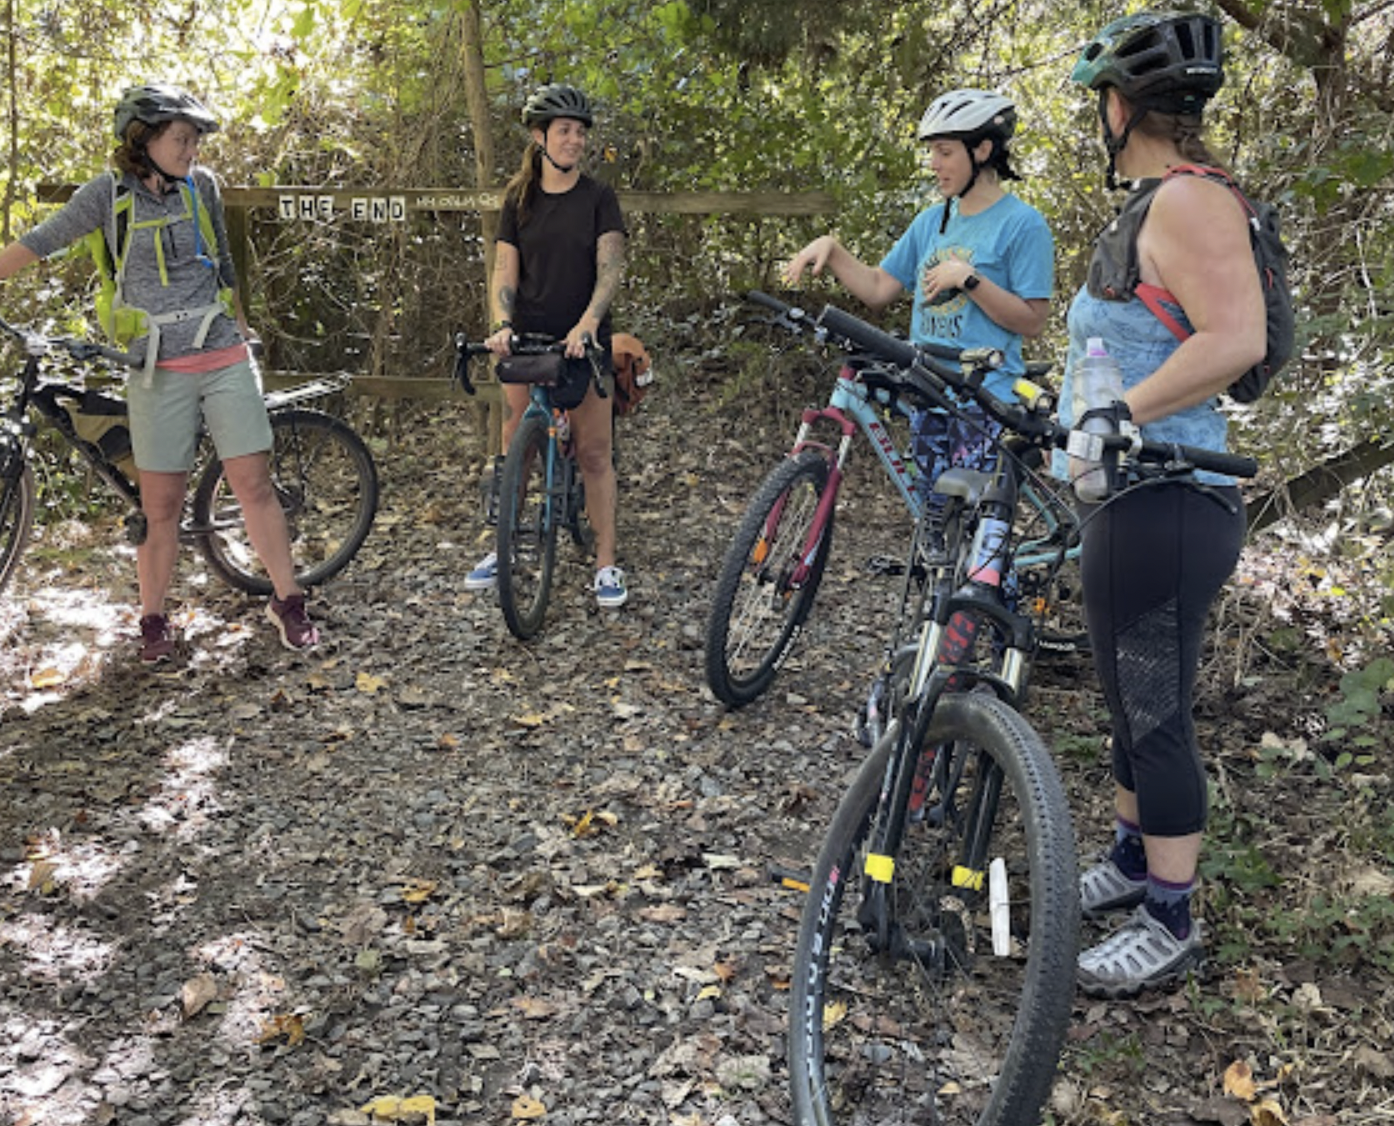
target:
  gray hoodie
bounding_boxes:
[20,167,243,364]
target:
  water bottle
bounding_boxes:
[1069,337,1125,503]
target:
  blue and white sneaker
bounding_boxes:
[595,566,628,608]
[465,551,498,591]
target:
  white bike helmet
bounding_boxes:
[917,89,1017,142]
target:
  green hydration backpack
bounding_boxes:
[1086,164,1295,403]
[82,171,234,368]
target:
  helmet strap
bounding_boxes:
[538,123,577,175]
[1099,90,1149,191]
[940,138,985,234]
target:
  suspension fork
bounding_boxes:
[774,405,857,586]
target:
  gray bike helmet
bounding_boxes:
[114,84,220,141]
[1072,11,1224,114]
[917,89,1017,142]
[521,84,594,129]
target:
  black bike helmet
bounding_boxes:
[114,83,220,142]
[521,84,594,129]
[1072,11,1224,114]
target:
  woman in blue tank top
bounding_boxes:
[1065,11,1266,999]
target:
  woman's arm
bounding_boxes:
[569,228,625,354]
[1127,175,1266,424]
[0,242,41,282]
[784,235,904,311]
[486,241,521,355]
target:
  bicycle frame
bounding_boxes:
[778,364,1077,588]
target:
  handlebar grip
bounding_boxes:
[1125,436,1258,480]
[746,289,789,313]
[452,332,477,396]
[816,305,917,368]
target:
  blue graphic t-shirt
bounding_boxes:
[1053,286,1234,486]
[880,193,1054,400]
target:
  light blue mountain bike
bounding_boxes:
[704,291,1086,709]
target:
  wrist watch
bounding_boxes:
[963,273,981,292]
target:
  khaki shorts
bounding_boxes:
[127,358,274,473]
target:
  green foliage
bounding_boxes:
[1322,656,1393,766]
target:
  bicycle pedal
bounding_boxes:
[865,554,906,576]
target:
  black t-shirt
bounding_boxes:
[497,174,626,346]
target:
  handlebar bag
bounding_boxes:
[496,352,593,411]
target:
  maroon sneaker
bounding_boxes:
[265,593,321,651]
[139,614,176,665]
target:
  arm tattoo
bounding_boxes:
[496,284,516,320]
[585,231,627,322]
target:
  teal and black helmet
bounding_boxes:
[1072,11,1223,114]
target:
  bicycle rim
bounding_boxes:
[497,416,557,640]
[0,461,36,595]
[790,694,1079,1126]
[705,451,832,707]
[193,409,379,596]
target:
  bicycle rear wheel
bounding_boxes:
[497,415,557,640]
[705,451,833,707]
[193,408,379,596]
[0,460,36,595]
[789,692,1079,1126]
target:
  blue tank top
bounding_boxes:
[1054,286,1235,486]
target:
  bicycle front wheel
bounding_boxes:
[789,692,1079,1126]
[497,415,558,640]
[193,409,379,596]
[705,451,833,707]
[0,460,36,596]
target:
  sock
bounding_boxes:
[1108,816,1147,882]
[1144,873,1195,940]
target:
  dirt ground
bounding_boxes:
[2,364,1391,1126]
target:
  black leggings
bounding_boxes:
[1081,482,1244,838]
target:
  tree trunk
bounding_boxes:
[1247,438,1394,535]
[458,0,503,452]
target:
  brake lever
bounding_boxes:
[452,332,476,397]
[580,333,608,400]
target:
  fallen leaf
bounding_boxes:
[437,733,460,750]
[511,997,557,1019]
[29,667,67,689]
[257,1013,305,1046]
[356,671,388,694]
[400,878,438,904]
[513,712,547,727]
[27,860,57,893]
[180,972,219,1018]
[639,903,686,923]
[360,1094,437,1124]
[1225,1060,1258,1101]
[1252,1098,1288,1126]
[511,1094,546,1120]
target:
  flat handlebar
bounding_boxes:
[744,291,1258,482]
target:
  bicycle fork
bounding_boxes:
[772,406,858,587]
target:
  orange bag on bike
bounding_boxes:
[611,333,653,417]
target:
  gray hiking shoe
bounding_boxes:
[1080,856,1147,918]
[1077,907,1206,999]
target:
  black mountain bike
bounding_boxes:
[784,303,1258,1126]
[0,315,379,598]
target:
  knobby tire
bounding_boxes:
[193,409,379,596]
[497,415,557,641]
[0,462,36,596]
[705,451,833,707]
[789,693,1079,1126]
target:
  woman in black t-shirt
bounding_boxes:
[464,84,629,608]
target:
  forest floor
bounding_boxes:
[1,350,1392,1126]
